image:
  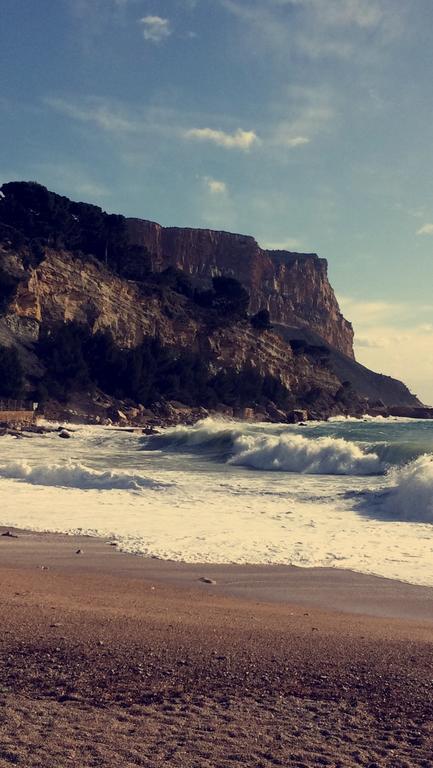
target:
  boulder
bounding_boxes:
[287,409,309,424]
[267,402,288,422]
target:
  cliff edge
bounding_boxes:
[0,181,420,421]
[126,219,354,358]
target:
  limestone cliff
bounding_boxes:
[0,181,420,415]
[126,219,354,358]
[0,246,337,398]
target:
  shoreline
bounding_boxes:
[3,405,433,438]
[2,525,433,624]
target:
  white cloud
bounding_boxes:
[46,97,260,157]
[46,97,141,134]
[269,85,335,149]
[338,296,405,326]
[283,135,310,147]
[29,161,110,201]
[339,295,433,404]
[297,36,354,59]
[416,223,433,236]
[221,0,402,62]
[184,127,259,150]
[221,0,289,50]
[261,237,303,251]
[199,180,234,229]
[204,177,228,194]
[46,91,324,158]
[355,335,389,348]
[300,0,383,29]
[139,15,172,42]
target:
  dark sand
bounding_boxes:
[0,527,432,767]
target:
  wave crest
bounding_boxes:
[143,418,384,476]
[230,433,382,475]
[0,461,169,491]
[382,456,433,522]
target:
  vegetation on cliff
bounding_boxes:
[0,181,420,420]
[0,345,24,398]
[34,322,294,412]
[0,180,151,278]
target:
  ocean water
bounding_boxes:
[1,416,433,586]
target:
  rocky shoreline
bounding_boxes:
[2,393,433,439]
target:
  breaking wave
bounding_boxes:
[230,433,382,475]
[381,455,433,523]
[143,419,384,476]
[0,460,170,491]
[142,418,242,456]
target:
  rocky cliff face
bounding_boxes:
[126,219,354,358]
[0,243,346,416]
[0,181,420,414]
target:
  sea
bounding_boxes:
[1,416,433,586]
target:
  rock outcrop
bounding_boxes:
[1,247,340,401]
[126,219,354,358]
[0,181,421,416]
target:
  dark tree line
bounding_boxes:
[0,268,19,312]
[0,182,275,327]
[0,181,151,278]
[0,346,24,398]
[33,323,292,410]
[0,182,282,408]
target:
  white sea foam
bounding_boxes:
[0,460,169,491]
[230,433,382,475]
[1,419,433,585]
[143,417,243,451]
[383,455,433,522]
[144,418,384,475]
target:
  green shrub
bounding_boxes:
[0,345,24,397]
[0,268,19,312]
[251,308,271,331]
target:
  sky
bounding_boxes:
[1,0,433,402]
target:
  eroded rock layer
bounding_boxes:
[127,219,354,358]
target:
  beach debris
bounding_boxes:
[1,531,18,538]
[198,577,217,585]
[109,541,118,547]
[75,548,83,555]
[58,429,71,439]
[40,565,49,570]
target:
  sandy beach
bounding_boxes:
[0,528,431,767]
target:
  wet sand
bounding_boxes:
[0,527,432,767]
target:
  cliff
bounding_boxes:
[126,219,354,358]
[0,181,420,420]
[0,246,339,397]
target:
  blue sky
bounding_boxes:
[1,0,433,401]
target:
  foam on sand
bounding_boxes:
[1,418,433,585]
